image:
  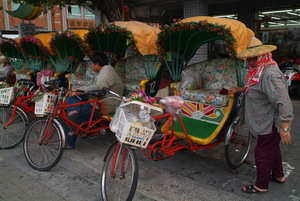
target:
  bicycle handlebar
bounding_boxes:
[44,79,62,86]
[17,79,35,86]
[103,87,122,98]
[0,76,6,81]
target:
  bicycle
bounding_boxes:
[0,77,38,149]
[100,88,251,201]
[100,88,164,201]
[23,79,119,171]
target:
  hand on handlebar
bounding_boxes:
[68,88,83,97]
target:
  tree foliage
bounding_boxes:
[11,0,124,22]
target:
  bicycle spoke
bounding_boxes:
[102,143,138,201]
[225,117,252,169]
[24,118,64,171]
[0,106,27,149]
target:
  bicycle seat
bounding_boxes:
[293,68,300,73]
[17,79,35,85]
[44,79,63,87]
[88,90,106,97]
[0,76,6,81]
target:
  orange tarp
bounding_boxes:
[71,29,89,40]
[180,16,254,55]
[34,32,56,53]
[113,21,160,55]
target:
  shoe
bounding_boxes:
[242,185,267,193]
[55,145,74,150]
[68,131,74,136]
[270,176,285,184]
[68,113,78,122]
[65,145,75,150]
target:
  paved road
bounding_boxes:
[1,98,300,201]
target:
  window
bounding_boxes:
[85,10,95,20]
[67,6,82,19]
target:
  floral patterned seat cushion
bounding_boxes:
[178,89,229,107]
[123,79,140,94]
[115,56,150,94]
[14,71,30,80]
[173,58,244,107]
[68,61,97,87]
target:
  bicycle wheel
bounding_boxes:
[101,142,138,201]
[225,116,252,169]
[0,106,28,149]
[23,118,64,171]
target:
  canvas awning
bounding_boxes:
[113,21,160,55]
[179,16,254,56]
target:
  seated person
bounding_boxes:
[65,52,124,149]
[0,56,15,85]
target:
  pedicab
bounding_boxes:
[100,16,255,201]
[0,33,59,149]
[0,37,39,149]
[84,21,163,96]
[50,29,94,89]
[22,29,102,170]
[21,22,163,170]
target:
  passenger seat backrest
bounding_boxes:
[123,56,148,81]
[185,58,241,90]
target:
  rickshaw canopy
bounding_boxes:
[113,21,160,55]
[85,21,160,66]
[0,38,23,59]
[20,34,52,57]
[34,32,56,54]
[0,38,27,70]
[71,29,89,40]
[50,30,87,59]
[157,16,254,81]
[19,34,53,71]
[179,16,254,57]
[49,30,88,73]
[158,16,254,63]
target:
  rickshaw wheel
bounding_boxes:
[0,106,28,149]
[225,116,252,169]
[101,142,138,201]
[23,118,64,171]
[150,142,166,160]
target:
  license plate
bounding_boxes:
[286,80,291,86]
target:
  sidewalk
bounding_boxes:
[0,157,66,201]
[0,99,299,201]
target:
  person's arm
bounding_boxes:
[261,67,294,145]
[279,122,292,145]
[228,86,245,94]
[79,66,111,93]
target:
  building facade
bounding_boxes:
[0,0,96,33]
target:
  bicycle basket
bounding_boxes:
[34,93,56,116]
[0,87,14,105]
[114,107,156,148]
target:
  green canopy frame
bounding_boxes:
[157,20,237,81]
[141,54,161,79]
[0,39,27,70]
[49,31,87,73]
[19,35,51,71]
[85,23,137,66]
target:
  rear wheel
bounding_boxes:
[101,142,138,201]
[225,115,252,169]
[23,118,64,171]
[297,83,300,99]
[0,106,28,149]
